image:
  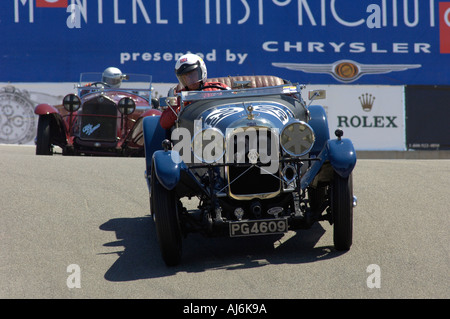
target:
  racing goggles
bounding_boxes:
[103,76,122,87]
[177,68,202,88]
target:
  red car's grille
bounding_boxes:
[79,101,117,141]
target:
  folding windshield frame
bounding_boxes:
[75,72,153,98]
[179,84,304,104]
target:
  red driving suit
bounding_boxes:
[159,82,230,129]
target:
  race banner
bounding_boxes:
[1,0,449,84]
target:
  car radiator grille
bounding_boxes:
[226,127,281,200]
[79,102,117,141]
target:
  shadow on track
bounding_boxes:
[99,216,346,282]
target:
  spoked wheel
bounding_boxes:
[151,163,182,266]
[36,116,52,155]
[331,172,353,251]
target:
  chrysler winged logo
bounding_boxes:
[272,60,421,83]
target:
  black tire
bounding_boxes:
[36,116,52,155]
[331,172,353,251]
[151,163,182,266]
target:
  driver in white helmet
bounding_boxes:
[174,54,228,91]
[80,67,124,96]
[160,54,229,129]
[102,67,123,88]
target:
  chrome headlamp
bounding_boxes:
[63,94,81,113]
[280,120,315,156]
[191,127,225,163]
[117,97,136,115]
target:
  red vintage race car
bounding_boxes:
[34,70,161,156]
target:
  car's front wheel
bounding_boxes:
[36,116,52,155]
[151,163,182,266]
[331,172,353,251]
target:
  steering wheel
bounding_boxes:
[201,85,228,90]
[89,81,111,88]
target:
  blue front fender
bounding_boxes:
[143,115,166,174]
[152,150,181,191]
[327,138,357,178]
[301,137,356,189]
[308,105,330,156]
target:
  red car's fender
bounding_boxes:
[35,104,71,145]
[34,103,59,115]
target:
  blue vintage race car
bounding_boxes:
[142,75,357,266]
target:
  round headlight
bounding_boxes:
[280,121,315,156]
[63,94,81,113]
[191,127,225,163]
[118,97,136,115]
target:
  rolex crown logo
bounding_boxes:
[359,93,375,112]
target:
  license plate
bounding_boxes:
[229,218,288,237]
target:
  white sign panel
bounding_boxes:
[304,85,405,151]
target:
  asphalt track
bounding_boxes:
[1,144,449,299]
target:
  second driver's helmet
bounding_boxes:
[102,67,123,88]
[175,54,207,89]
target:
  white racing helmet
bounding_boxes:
[175,54,207,89]
[102,67,123,88]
